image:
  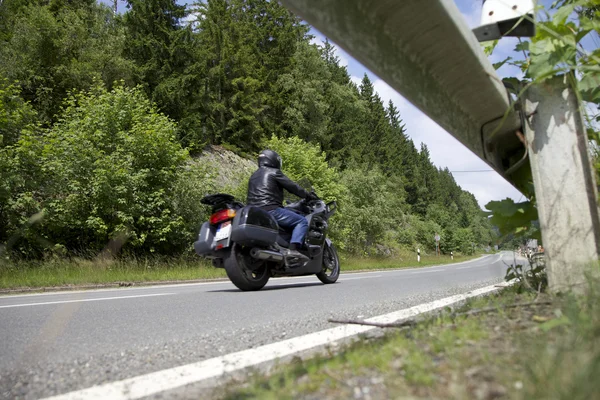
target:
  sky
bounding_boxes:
[306,0,528,210]
[106,0,598,209]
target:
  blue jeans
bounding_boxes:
[269,208,308,246]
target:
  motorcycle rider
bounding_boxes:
[247,149,317,261]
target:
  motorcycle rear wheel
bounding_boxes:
[224,244,270,291]
[317,242,340,284]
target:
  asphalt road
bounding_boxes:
[0,252,518,399]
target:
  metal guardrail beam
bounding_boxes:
[280,0,526,186]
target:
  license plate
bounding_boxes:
[215,221,232,241]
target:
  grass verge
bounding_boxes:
[0,257,226,290]
[217,279,600,400]
[0,253,485,291]
[341,253,481,271]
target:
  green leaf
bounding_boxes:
[580,16,600,34]
[493,57,513,70]
[515,41,529,52]
[540,316,571,332]
[485,198,538,238]
[482,40,499,56]
[485,198,524,217]
[552,3,576,25]
[578,71,600,103]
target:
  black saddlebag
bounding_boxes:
[231,206,278,246]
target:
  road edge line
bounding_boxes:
[42,282,510,400]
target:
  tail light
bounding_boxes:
[210,209,236,225]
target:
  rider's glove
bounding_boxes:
[307,191,319,201]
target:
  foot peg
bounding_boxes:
[283,249,309,267]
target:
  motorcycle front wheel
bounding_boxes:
[223,244,270,291]
[317,242,340,284]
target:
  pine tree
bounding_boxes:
[381,100,408,176]
[194,0,307,152]
[0,0,132,124]
[320,39,350,86]
[123,0,205,147]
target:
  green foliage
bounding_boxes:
[0,0,498,259]
[485,1,600,254]
[122,0,206,149]
[3,84,190,257]
[505,260,548,293]
[170,160,220,248]
[485,198,540,239]
[0,77,37,147]
[192,0,307,151]
[0,0,133,124]
[263,136,345,203]
[332,167,403,253]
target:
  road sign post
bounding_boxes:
[435,234,440,257]
[523,76,600,292]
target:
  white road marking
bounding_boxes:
[42,283,506,400]
[456,266,476,270]
[0,293,175,309]
[340,275,383,281]
[410,269,446,274]
[1,253,502,301]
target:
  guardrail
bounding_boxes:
[279,0,600,291]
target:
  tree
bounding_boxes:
[122,0,207,147]
[193,0,307,152]
[3,84,189,257]
[0,0,133,124]
[0,77,36,148]
[276,41,330,144]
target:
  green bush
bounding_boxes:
[263,136,345,203]
[332,167,407,254]
[170,160,220,253]
[4,84,190,257]
[0,77,37,148]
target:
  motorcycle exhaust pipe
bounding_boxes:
[250,248,284,262]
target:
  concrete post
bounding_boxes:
[524,75,600,291]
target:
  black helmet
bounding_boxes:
[258,149,282,169]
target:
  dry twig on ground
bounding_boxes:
[327,318,417,329]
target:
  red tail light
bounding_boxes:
[210,209,236,225]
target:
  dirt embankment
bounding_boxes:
[195,145,256,189]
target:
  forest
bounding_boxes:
[0,0,498,260]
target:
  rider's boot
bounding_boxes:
[283,243,309,264]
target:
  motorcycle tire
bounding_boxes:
[223,244,270,291]
[317,242,340,284]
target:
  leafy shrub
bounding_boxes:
[333,166,407,254]
[263,135,345,203]
[0,77,37,148]
[170,160,220,253]
[4,84,190,257]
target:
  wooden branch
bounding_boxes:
[456,301,552,316]
[328,301,553,329]
[327,318,416,329]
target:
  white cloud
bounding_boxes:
[459,0,482,28]
[180,11,200,28]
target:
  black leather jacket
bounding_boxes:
[247,166,309,210]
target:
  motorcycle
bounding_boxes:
[193,190,340,291]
